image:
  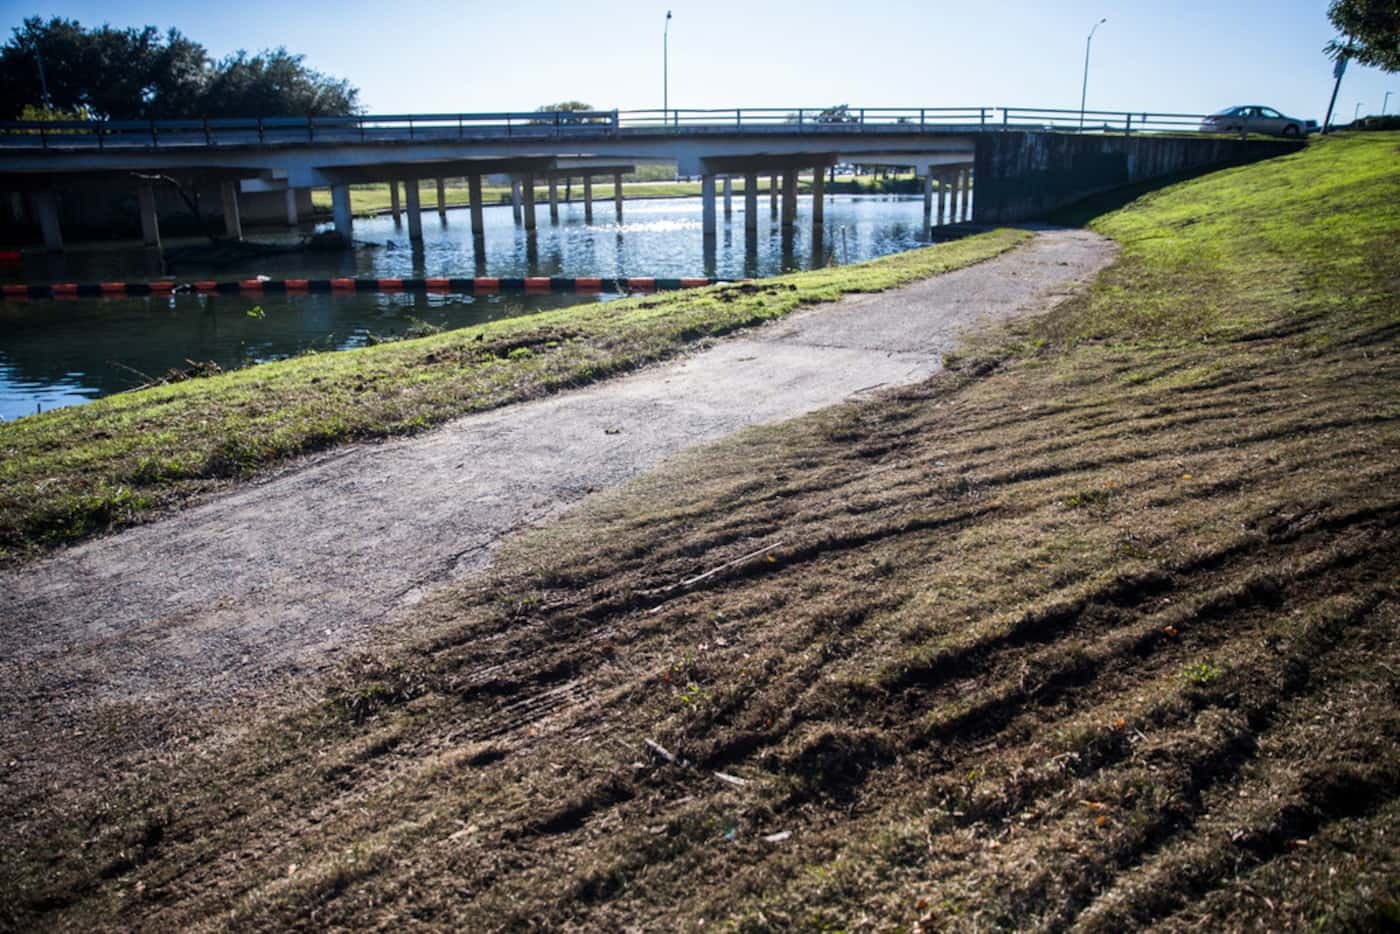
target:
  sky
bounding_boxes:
[1,0,1395,123]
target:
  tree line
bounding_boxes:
[0,17,361,121]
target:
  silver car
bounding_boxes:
[1200,105,1312,137]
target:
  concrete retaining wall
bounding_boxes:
[972,132,1303,223]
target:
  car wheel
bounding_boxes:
[1282,124,1301,138]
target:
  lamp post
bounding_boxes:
[1079,18,1107,130]
[664,10,673,129]
[1384,91,1393,114]
[1354,101,1363,122]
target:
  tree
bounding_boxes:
[1325,0,1400,72]
[198,49,360,117]
[0,17,361,120]
[531,101,607,125]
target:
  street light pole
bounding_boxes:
[1079,18,1107,130]
[1354,101,1363,122]
[1384,91,1393,114]
[664,10,672,129]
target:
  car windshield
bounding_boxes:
[1211,107,1240,116]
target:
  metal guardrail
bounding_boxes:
[0,106,1258,151]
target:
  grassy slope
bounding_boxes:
[0,229,1026,563]
[4,136,1398,930]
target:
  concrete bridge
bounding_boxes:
[0,107,1301,252]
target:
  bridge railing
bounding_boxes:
[0,106,1237,150]
[617,107,995,131]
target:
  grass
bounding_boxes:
[0,228,1028,563]
[3,134,1397,930]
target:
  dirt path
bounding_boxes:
[0,229,1115,740]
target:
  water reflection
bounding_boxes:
[1,193,969,419]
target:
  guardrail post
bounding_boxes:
[1124,112,1132,136]
[39,122,47,149]
[920,108,925,129]
[612,109,619,136]
[860,108,865,125]
[408,117,414,140]
[458,116,463,140]
[96,124,103,150]
[797,109,804,132]
[1003,108,1009,130]
[307,115,314,142]
[257,117,264,145]
[360,117,365,142]
[980,108,986,129]
[507,115,512,138]
[203,117,211,146]
[150,119,158,147]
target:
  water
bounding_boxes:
[1,193,954,420]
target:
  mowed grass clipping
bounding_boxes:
[0,228,1028,563]
[3,135,1396,931]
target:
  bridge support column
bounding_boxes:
[959,167,972,223]
[468,175,484,236]
[548,177,559,223]
[220,181,243,240]
[949,170,962,223]
[32,191,62,252]
[701,174,717,239]
[614,172,624,222]
[331,184,353,240]
[922,173,933,235]
[744,173,757,233]
[583,175,594,224]
[436,178,447,218]
[511,179,523,225]
[522,173,537,231]
[285,188,300,226]
[936,172,948,227]
[770,173,779,219]
[137,182,161,248]
[811,168,825,227]
[723,176,733,220]
[405,178,424,242]
[389,180,401,223]
[781,168,798,229]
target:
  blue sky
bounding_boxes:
[2,0,1395,121]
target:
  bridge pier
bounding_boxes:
[701,173,717,238]
[467,175,484,235]
[936,172,948,227]
[770,173,778,219]
[32,192,62,252]
[285,188,300,226]
[511,179,523,225]
[436,178,447,218]
[723,176,732,220]
[811,168,824,227]
[522,173,537,230]
[583,175,593,224]
[137,182,161,248]
[220,181,243,240]
[781,168,797,229]
[548,177,559,223]
[331,184,353,240]
[744,172,757,233]
[404,178,424,241]
[922,173,933,235]
[959,166,972,222]
[614,172,623,222]
[389,180,401,223]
